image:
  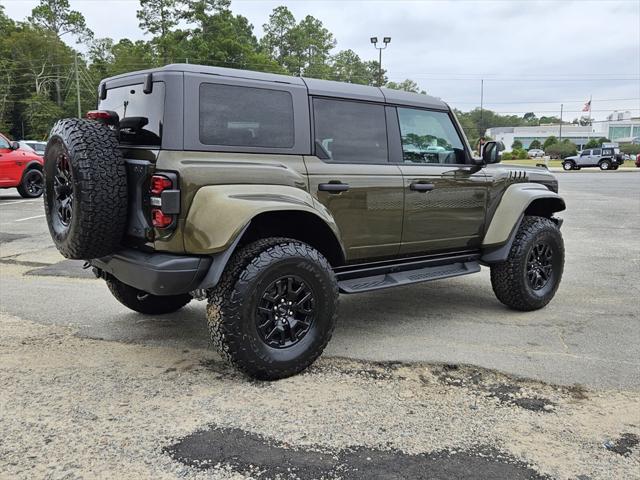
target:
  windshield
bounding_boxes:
[99,82,164,146]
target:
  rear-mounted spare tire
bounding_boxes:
[44,118,127,260]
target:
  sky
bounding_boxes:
[3,0,640,121]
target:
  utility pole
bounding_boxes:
[480,79,484,122]
[559,103,563,143]
[74,53,81,118]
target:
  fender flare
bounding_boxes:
[183,184,343,255]
[184,184,345,291]
[481,183,565,264]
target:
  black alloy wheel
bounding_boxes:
[19,169,44,198]
[256,275,315,349]
[526,242,553,291]
[53,151,74,229]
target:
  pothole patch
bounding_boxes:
[604,433,639,457]
[165,427,550,479]
[25,259,95,279]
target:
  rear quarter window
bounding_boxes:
[199,83,294,148]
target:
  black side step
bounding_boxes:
[337,260,480,294]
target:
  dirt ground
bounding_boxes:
[1,312,638,480]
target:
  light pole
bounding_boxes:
[370,36,391,87]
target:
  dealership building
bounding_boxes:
[486,115,640,151]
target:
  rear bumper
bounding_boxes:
[91,249,212,296]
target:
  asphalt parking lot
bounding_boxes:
[1,171,639,479]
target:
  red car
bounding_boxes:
[0,133,44,198]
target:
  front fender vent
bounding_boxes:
[508,170,529,182]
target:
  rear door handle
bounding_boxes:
[409,182,434,192]
[318,182,350,193]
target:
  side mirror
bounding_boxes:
[482,141,501,164]
[10,141,20,150]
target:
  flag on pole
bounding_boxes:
[582,100,591,112]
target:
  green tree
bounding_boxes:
[511,139,523,150]
[529,139,542,150]
[28,0,93,41]
[385,79,424,94]
[28,0,93,107]
[181,0,231,33]
[260,6,296,66]
[330,49,378,85]
[523,112,537,125]
[137,0,179,63]
[543,136,558,150]
[21,93,64,139]
[261,7,335,78]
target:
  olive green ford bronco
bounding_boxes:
[43,64,565,380]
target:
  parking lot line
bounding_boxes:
[0,199,41,206]
[15,214,45,222]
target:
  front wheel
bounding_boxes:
[562,161,574,171]
[490,216,564,311]
[599,160,611,170]
[207,238,338,380]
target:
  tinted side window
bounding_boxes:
[200,83,294,148]
[313,98,387,163]
[592,149,601,155]
[0,136,10,149]
[397,108,465,164]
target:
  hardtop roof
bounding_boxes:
[101,63,449,111]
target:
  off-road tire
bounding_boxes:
[17,168,44,198]
[599,160,611,170]
[562,161,574,171]
[44,118,127,259]
[207,238,339,380]
[106,276,192,314]
[490,216,564,311]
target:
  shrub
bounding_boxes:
[543,136,558,150]
[511,139,523,150]
[501,152,513,160]
[620,144,640,155]
[545,142,577,159]
[529,139,542,150]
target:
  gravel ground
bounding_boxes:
[1,312,638,480]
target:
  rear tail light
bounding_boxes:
[148,173,180,230]
[151,209,173,228]
[86,110,119,127]
[150,175,173,195]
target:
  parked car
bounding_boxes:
[562,145,624,171]
[20,140,47,156]
[41,64,566,380]
[528,148,545,158]
[0,133,45,197]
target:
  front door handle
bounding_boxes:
[409,182,434,192]
[318,182,350,193]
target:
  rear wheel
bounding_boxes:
[43,118,127,259]
[207,238,338,380]
[599,160,611,170]
[562,161,574,171]
[490,216,564,311]
[106,277,192,314]
[17,169,44,198]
